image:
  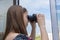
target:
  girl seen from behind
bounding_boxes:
[3,5,49,40]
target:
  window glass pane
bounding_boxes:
[55,0,60,40]
[0,0,13,40]
[20,0,52,40]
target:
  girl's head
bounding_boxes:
[3,5,28,40]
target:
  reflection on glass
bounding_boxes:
[0,0,13,40]
[20,0,52,40]
[55,0,60,40]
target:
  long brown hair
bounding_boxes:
[3,5,27,40]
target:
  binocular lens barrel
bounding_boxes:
[27,14,37,22]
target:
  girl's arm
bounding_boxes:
[39,24,49,40]
[30,22,36,40]
[37,14,49,40]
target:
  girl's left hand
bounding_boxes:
[30,21,36,28]
[30,21,36,40]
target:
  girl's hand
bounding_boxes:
[30,21,36,28]
[36,14,45,27]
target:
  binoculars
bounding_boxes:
[27,14,37,22]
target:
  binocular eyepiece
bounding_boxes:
[27,14,37,22]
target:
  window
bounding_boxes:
[19,0,52,40]
[0,0,59,40]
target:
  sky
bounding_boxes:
[19,0,52,35]
[19,0,60,34]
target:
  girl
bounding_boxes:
[3,5,49,40]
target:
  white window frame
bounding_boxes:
[50,0,59,40]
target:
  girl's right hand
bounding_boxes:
[36,14,45,27]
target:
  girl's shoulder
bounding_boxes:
[5,33,19,40]
[13,34,32,40]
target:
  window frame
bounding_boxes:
[13,0,19,5]
[50,0,59,40]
